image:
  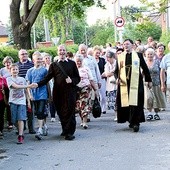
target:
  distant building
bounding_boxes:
[0,23,8,45]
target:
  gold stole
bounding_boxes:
[118,51,140,107]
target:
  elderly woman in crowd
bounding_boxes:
[0,56,14,78]
[74,54,96,129]
[102,51,117,116]
[145,48,166,120]
[0,56,14,129]
[93,45,107,114]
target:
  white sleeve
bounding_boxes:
[104,63,110,73]
[92,57,102,83]
[86,67,94,81]
[6,77,13,88]
[160,56,166,70]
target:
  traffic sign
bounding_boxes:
[114,17,125,27]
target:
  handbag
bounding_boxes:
[92,97,101,118]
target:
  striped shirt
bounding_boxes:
[16,60,34,78]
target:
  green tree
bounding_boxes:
[43,0,104,43]
[10,0,103,49]
[88,20,115,46]
[72,19,86,44]
[123,21,162,43]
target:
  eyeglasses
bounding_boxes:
[20,53,28,55]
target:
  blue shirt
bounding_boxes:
[26,67,48,100]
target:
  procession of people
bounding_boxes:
[0,37,169,144]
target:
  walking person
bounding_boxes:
[160,42,170,102]
[78,44,101,121]
[0,56,14,129]
[26,51,49,140]
[16,49,35,134]
[145,48,166,120]
[74,54,96,129]
[0,75,8,138]
[35,45,80,140]
[6,64,35,144]
[42,52,56,122]
[93,46,107,114]
[115,39,152,132]
[102,51,117,120]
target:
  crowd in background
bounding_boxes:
[0,36,170,144]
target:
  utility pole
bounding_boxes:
[44,16,50,42]
[113,0,123,43]
[113,0,117,42]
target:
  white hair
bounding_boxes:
[145,48,155,55]
[74,53,84,61]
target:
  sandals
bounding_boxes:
[154,114,160,120]
[146,114,153,121]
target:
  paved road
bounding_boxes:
[0,107,170,170]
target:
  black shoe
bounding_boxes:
[102,111,106,114]
[133,125,139,132]
[65,135,75,140]
[60,132,66,136]
[129,124,133,128]
[29,130,36,134]
[87,118,90,122]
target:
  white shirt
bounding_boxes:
[82,55,101,84]
[104,60,117,91]
[160,53,170,85]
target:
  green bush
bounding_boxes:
[0,44,79,68]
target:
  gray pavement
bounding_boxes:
[0,107,170,170]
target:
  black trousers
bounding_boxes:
[0,100,6,132]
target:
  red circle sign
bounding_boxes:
[114,17,125,27]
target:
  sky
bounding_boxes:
[86,0,143,25]
[0,0,143,25]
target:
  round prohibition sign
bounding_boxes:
[115,17,125,27]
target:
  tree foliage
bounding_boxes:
[123,21,162,43]
[121,6,146,22]
[9,0,103,49]
[42,0,103,43]
[87,20,115,46]
[139,0,168,13]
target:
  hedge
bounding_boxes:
[0,44,78,68]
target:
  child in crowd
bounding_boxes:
[7,64,35,144]
[26,51,49,140]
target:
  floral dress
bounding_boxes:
[76,66,93,118]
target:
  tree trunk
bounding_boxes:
[13,24,32,49]
[10,0,45,49]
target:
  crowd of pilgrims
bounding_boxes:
[0,36,168,144]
